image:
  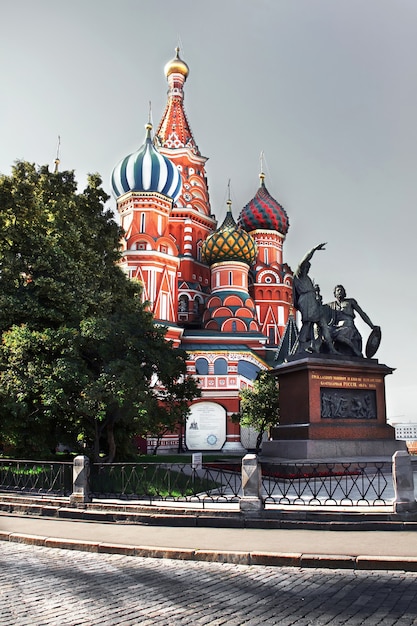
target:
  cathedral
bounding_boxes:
[111,49,297,453]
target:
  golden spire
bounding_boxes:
[146,101,153,133]
[54,135,61,173]
[259,151,265,184]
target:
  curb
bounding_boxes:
[2,531,417,572]
[2,495,417,530]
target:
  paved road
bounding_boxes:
[1,541,417,626]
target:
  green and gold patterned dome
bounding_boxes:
[202,201,258,266]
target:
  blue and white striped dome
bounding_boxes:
[111,123,182,202]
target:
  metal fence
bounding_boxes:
[90,462,241,505]
[90,459,394,507]
[260,460,391,506]
[0,458,398,507]
[0,460,73,496]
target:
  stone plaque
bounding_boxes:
[320,388,377,420]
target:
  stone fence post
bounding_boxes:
[240,453,264,512]
[70,455,91,505]
[392,451,417,513]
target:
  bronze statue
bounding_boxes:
[325,285,379,357]
[293,243,336,354]
[293,244,380,358]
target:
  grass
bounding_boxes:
[91,462,221,498]
[0,461,72,493]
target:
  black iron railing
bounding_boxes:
[90,462,241,505]
[260,461,391,506]
[0,460,73,496]
[0,458,398,507]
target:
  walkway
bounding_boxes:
[1,513,417,571]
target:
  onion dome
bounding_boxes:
[111,122,182,201]
[202,201,258,266]
[164,47,189,79]
[238,173,289,235]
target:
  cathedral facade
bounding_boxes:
[111,49,296,453]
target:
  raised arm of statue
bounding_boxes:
[295,242,327,278]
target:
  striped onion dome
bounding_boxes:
[238,173,289,235]
[111,123,182,201]
[202,201,257,266]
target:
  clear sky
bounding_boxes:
[1,0,416,424]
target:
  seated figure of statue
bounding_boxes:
[325,285,377,357]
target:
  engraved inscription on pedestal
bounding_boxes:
[320,388,377,419]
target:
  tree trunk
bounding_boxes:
[153,433,162,455]
[255,429,265,455]
[93,421,100,462]
[106,420,116,464]
[177,422,184,453]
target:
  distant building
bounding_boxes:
[111,49,297,453]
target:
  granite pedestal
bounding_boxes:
[262,355,406,460]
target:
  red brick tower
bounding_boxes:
[201,200,259,332]
[156,48,217,328]
[238,172,293,347]
[111,122,183,346]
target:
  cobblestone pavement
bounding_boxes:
[1,542,417,626]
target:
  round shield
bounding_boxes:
[365,326,381,358]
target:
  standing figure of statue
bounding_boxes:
[326,285,378,357]
[293,243,337,354]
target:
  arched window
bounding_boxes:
[194,296,202,314]
[214,358,228,375]
[238,360,260,380]
[196,240,203,262]
[178,295,189,312]
[195,358,209,375]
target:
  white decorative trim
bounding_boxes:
[257,269,281,282]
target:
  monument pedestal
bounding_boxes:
[262,355,406,460]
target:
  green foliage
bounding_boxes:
[239,371,280,453]
[91,463,218,498]
[0,162,199,461]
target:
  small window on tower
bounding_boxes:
[194,296,202,315]
[178,295,189,312]
[160,245,168,254]
[197,241,202,262]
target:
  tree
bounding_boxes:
[0,162,199,461]
[146,374,201,454]
[239,371,280,454]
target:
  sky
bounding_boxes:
[1,0,416,424]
